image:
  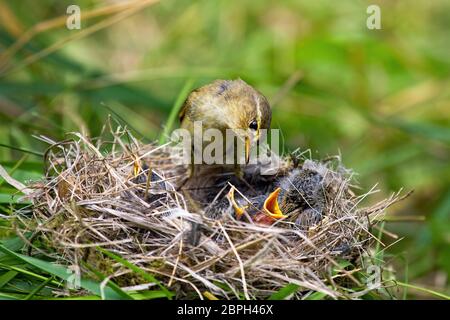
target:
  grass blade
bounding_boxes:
[130,290,172,300]
[0,263,58,286]
[305,291,328,300]
[0,244,122,299]
[0,270,18,288]
[268,283,300,300]
[396,281,450,300]
[159,78,194,144]
[81,261,134,300]
[23,276,53,300]
[97,247,173,299]
[0,292,20,300]
[0,143,43,157]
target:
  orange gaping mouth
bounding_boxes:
[133,159,142,177]
[263,188,287,219]
[227,187,246,219]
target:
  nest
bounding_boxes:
[12,124,405,299]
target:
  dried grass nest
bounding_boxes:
[13,125,406,299]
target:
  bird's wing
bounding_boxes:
[178,100,188,124]
[179,87,202,124]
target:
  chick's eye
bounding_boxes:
[249,120,258,131]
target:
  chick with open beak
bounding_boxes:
[227,168,326,228]
[275,168,325,227]
[179,79,272,177]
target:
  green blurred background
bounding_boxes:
[0,0,449,298]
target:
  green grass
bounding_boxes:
[0,0,449,299]
[0,238,173,300]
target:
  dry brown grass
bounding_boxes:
[7,121,406,299]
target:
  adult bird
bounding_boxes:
[178,79,272,178]
[178,79,272,245]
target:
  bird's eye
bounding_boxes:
[249,120,258,131]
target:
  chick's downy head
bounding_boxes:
[261,168,325,227]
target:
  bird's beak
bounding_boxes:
[263,188,287,219]
[227,187,246,219]
[245,136,250,164]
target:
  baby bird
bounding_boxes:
[226,168,326,228]
[179,79,272,176]
[274,168,326,227]
[187,167,326,245]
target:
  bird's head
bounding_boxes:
[208,79,272,163]
[180,79,271,164]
